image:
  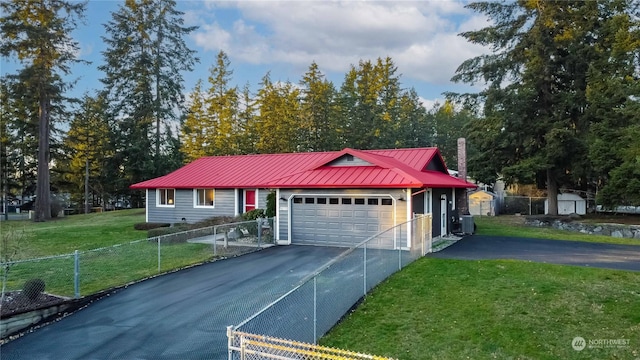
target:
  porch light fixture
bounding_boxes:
[279,197,287,201]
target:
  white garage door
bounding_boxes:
[291,195,395,247]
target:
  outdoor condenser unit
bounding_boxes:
[461,215,475,234]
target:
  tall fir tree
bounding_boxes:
[393,88,432,149]
[181,80,210,163]
[253,73,301,154]
[206,51,239,155]
[58,95,112,212]
[338,57,402,149]
[0,0,85,221]
[451,0,628,214]
[299,62,339,152]
[100,0,197,207]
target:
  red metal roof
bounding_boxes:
[130,148,476,189]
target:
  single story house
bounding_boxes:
[469,190,497,216]
[545,193,587,215]
[130,147,476,247]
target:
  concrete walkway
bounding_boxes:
[430,235,640,271]
[0,246,346,360]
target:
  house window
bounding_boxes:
[329,198,339,204]
[305,197,315,204]
[342,198,352,205]
[195,189,215,207]
[293,197,303,204]
[381,198,393,206]
[354,198,365,205]
[317,198,327,204]
[368,198,379,205]
[158,189,175,207]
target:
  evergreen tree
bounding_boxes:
[586,1,640,208]
[58,95,112,211]
[206,51,239,155]
[452,1,623,214]
[100,0,198,203]
[430,101,475,166]
[181,80,210,162]
[394,88,432,149]
[237,83,258,154]
[253,73,301,154]
[338,57,402,149]
[299,62,339,152]
[0,0,85,221]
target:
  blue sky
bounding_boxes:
[1,0,489,110]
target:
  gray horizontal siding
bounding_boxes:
[147,189,236,224]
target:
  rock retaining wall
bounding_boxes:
[525,218,640,240]
[1,304,72,339]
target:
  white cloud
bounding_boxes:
[190,1,489,92]
[193,23,232,52]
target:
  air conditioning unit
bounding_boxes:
[461,215,475,234]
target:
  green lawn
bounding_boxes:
[474,215,640,246]
[1,210,214,297]
[3,209,148,257]
[321,258,640,360]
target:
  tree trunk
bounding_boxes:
[34,95,51,221]
[546,169,558,215]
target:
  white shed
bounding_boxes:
[469,190,497,216]
[545,193,586,215]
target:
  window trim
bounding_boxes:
[194,188,216,208]
[157,188,175,207]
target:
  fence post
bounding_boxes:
[363,242,367,296]
[421,216,425,256]
[213,226,217,256]
[257,218,262,248]
[398,225,402,270]
[74,250,80,299]
[313,276,317,344]
[157,237,161,273]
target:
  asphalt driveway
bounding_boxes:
[430,235,640,271]
[0,245,345,360]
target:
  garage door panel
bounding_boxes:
[291,196,395,247]
[354,223,367,232]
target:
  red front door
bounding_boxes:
[245,190,256,213]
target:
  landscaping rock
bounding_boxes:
[524,217,639,241]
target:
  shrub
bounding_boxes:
[147,225,189,240]
[23,278,46,301]
[134,222,170,231]
[265,191,276,218]
[193,216,242,228]
[242,209,265,221]
[50,197,65,218]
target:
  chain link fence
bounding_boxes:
[1,218,274,317]
[499,196,546,215]
[228,214,432,359]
